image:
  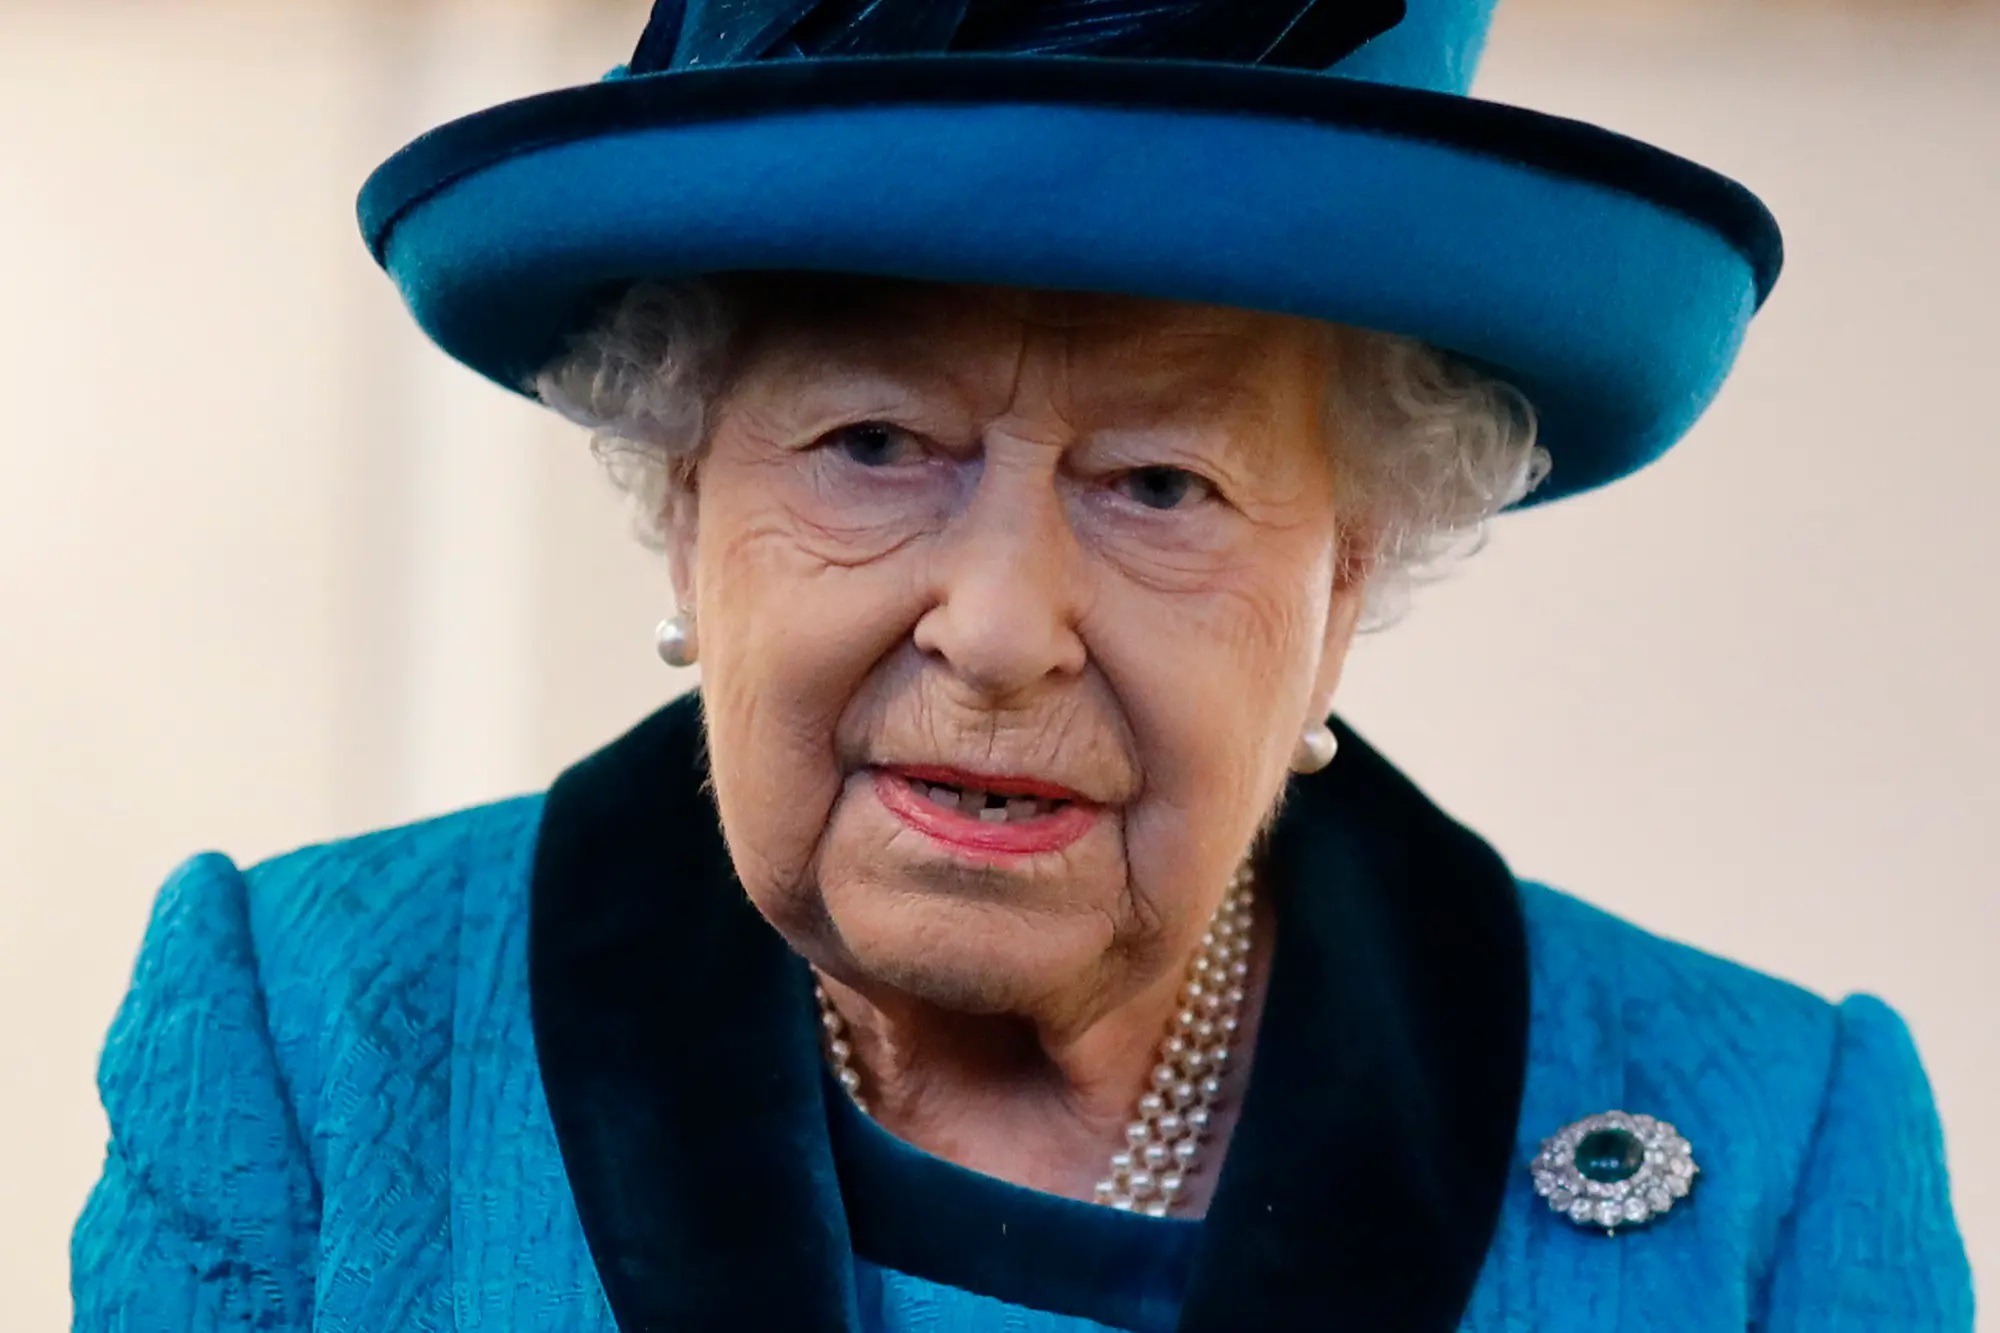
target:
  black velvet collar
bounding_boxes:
[530,693,1529,1332]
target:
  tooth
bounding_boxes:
[929,785,959,807]
[1005,798,1039,821]
[978,805,1007,824]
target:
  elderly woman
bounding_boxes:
[74,2,1972,1331]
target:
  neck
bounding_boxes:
[815,891,1275,1214]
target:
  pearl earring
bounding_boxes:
[654,610,698,668]
[1291,722,1337,774]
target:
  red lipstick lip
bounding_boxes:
[871,769,1101,860]
[883,764,1089,804]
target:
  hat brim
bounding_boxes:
[360,55,1781,507]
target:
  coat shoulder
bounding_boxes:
[247,793,548,919]
[79,795,554,1329]
[1502,883,1970,1328]
[1514,878,1843,1149]
[241,794,547,983]
[237,796,548,1160]
[1515,879,1837,1035]
[1514,882,1902,1285]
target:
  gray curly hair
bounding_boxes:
[535,273,1550,628]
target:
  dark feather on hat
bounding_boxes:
[632,0,1406,74]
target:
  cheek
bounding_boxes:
[1099,525,1334,756]
[1093,537,1336,892]
[690,456,937,906]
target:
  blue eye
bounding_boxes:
[828,423,924,467]
[1116,466,1213,511]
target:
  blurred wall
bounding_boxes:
[1,1,1994,1327]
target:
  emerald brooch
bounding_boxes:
[1530,1110,1699,1233]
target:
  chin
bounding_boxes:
[823,885,1116,1018]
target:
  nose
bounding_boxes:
[912,453,1088,700]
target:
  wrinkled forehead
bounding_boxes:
[721,272,1338,422]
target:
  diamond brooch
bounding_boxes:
[1530,1110,1699,1234]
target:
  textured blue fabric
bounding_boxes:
[74,796,1974,1330]
[857,1261,1134,1333]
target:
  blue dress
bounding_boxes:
[830,1076,1201,1332]
[72,696,1974,1330]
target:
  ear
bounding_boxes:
[1306,519,1381,717]
[661,457,702,613]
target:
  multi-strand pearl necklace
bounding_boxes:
[814,863,1255,1218]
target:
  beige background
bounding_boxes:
[2,1,1994,1327]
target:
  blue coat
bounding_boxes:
[73,698,1974,1331]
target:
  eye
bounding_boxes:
[824,422,926,468]
[1113,465,1216,511]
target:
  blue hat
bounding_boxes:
[359,0,1781,506]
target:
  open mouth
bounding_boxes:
[870,765,1100,858]
[908,780,1072,824]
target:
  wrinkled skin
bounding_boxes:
[665,277,1375,1205]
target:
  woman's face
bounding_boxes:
[677,281,1371,1030]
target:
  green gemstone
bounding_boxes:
[1574,1127,1645,1184]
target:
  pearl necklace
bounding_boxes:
[814,864,1255,1217]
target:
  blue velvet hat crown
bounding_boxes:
[360,0,1781,505]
